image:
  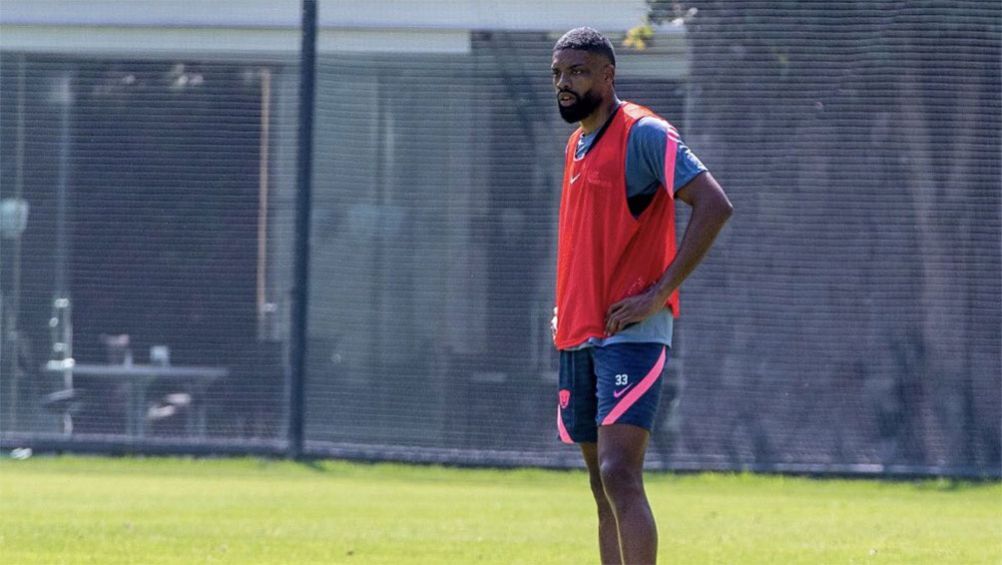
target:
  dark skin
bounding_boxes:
[552,49,620,134]
[552,48,733,565]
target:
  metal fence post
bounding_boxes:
[289,0,318,459]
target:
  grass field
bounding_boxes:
[0,456,998,564]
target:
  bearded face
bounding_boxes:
[557,87,604,124]
[551,49,614,125]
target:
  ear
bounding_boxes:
[604,64,616,86]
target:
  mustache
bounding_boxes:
[557,89,580,100]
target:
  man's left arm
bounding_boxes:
[605,171,733,335]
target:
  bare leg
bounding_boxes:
[580,442,622,564]
[598,424,657,564]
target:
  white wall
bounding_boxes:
[1,0,649,55]
[1,0,647,30]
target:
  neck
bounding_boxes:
[579,95,621,134]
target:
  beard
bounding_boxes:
[557,88,603,124]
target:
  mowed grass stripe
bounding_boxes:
[0,456,998,564]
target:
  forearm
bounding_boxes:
[651,196,733,302]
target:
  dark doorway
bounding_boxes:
[68,61,264,432]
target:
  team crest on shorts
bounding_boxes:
[559,389,571,409]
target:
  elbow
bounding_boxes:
[716,194,734,223]
[686,175,733,224]
[691,192,733,226]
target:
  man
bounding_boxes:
[550,28,733,564]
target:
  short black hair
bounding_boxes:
[553,27,616,66]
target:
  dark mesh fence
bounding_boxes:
[1,1,999,476]
[672,0,1000,475]
[0,54,295,451]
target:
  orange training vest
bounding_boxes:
[554,102,680,350]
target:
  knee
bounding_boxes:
[588,473,608,503]
[599,457,643,501]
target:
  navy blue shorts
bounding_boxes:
[557,343,668,444]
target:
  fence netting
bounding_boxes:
[0,53,296,450]
[1,1,998,476]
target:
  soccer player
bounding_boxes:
[550,28,733,564]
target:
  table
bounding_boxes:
[45,360,228,438]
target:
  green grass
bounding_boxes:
[0,456,999,564]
